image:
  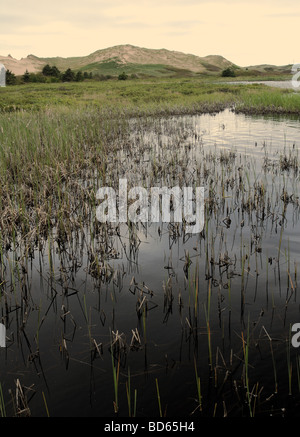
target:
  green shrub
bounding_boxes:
[118,72,128,81]
[221,68,236,78]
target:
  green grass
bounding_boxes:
[0,383,6,417]
[235,86,300,114]
[0,78,299,115]
[79,61,195,78]
[155,378,163,417]
[0,79,232,112]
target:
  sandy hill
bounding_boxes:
[0,44,235,76]
[0,54,45,75]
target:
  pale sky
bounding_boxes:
[1,0,299,66]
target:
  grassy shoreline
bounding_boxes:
[0,78,299,116]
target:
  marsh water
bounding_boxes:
[1,109,300,417]
[221,80,296,89]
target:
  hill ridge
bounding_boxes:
[0,44,234,76]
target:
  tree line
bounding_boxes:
[5,64,133,85]
[5,65,94,85]
[4,65,237,84]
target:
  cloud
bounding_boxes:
[0,41,32,55]
[264,12,300,17]
[163,20,204,27]
[1,0,299,64]
[0,2,156,34]
[0,13,35,32]
[162,31,190,37]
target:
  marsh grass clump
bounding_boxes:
[279,149,299,174]
[234,86,300,116]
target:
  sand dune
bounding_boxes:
[0,44,234,75]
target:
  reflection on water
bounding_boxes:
[1,109,300,417]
